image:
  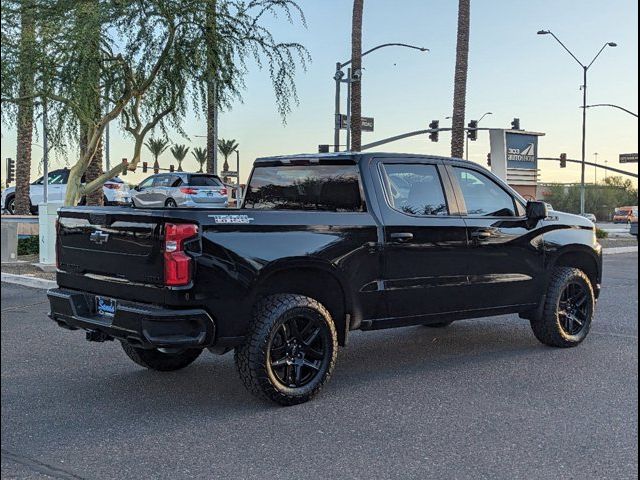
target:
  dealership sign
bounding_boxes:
[619,153,638,164]
[506,132,539,170]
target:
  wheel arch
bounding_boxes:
[549,246,602,297]
[251,259,353,346]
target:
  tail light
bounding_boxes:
[103,183,121,190]
[219,188,228,196]
[164,223,198,286]
[180,187,199,195]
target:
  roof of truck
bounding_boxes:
[254,152,474,166]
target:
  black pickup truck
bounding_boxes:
[48,153,603,405]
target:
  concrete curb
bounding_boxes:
[602,246,638,255]
[1,272,57,290]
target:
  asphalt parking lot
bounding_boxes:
[1,253,638,480]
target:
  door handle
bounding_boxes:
[470,230,493,241]
[390,232,414,243]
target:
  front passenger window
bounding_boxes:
[453,167,516,217]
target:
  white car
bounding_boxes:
[1,168,132,214]
[580,213,597,223]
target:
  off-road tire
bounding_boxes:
[235,294,338,406]
[121,343,202,371]
[530,267,595,348]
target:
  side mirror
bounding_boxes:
[526,201,548,222]
[134,185,141,192]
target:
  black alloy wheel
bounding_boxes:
[557,281,591,336]
[268,314,329,389]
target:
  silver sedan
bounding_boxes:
[132,173,228,209]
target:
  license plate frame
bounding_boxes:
[95,296,117,317]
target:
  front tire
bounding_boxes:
[5,195,16,215]
[121,343,202,371]
[235,294,338,406]
[165,198,177,208]
[530,267,595,348]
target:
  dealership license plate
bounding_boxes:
[96,296,117,317]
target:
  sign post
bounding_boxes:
[339,115,374,132]
[489,129,545,199]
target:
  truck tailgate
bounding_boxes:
[57,208,165,285]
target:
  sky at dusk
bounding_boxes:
[1,0,638,186]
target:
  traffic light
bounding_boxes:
[6,157,15,185]
[429,120,439,142]
[560,153,567,168]
[511,118,521,130]
[142,162,148,173]
[487,153,492,167]
[467,120,478,141]
[169,164,175,173]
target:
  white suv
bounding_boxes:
[1,168,132,214]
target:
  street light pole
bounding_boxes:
[333,43,428,152]
[537,30,617,214]
[42,100,49,203]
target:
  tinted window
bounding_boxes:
[453,167,516,217]
[138,177,155,189]
[189,175,222,187]
[35,171,67,185]
[244,164,365,212]
[382,163,448,216]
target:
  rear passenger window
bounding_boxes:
[244,164,365,212]
[453,167,517,217]
[382,164,448,216]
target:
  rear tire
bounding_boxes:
[165,198,177,208]
[121,343,202,371]
[235,294,338,406]
[530,267,594,348]
[5,195,16,215]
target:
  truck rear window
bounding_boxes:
[244,164,365,212]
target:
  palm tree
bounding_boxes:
[450,0,471,159]
[14,1,36,214]
[218,139,239,178]
[170,144,190,172]
[192,147,207,173]
[145,138,169,174]
[350,0,364,152]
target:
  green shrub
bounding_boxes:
[595,228,609,239]
[17,236,40,256]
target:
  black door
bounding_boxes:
[370,158,470,326]
[446,165,545,311]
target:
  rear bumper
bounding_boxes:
[47,288,215,349]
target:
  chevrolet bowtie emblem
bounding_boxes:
[89,230,110,245]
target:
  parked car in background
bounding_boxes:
[612,206,638,224]
[581,213,597,223]
[131,173,228,209]
[1,168,131,214]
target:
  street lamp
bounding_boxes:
[537,29,617,214]
[583,104,638,118]
[334,43,429,152]
[466,112,492,161]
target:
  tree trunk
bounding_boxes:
[206,0,218,174]
[14,1,36,215]
[350,0,364,152]
[450,0,471,159]
[78,0,104,206]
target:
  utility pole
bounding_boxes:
[350,0,364,152]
